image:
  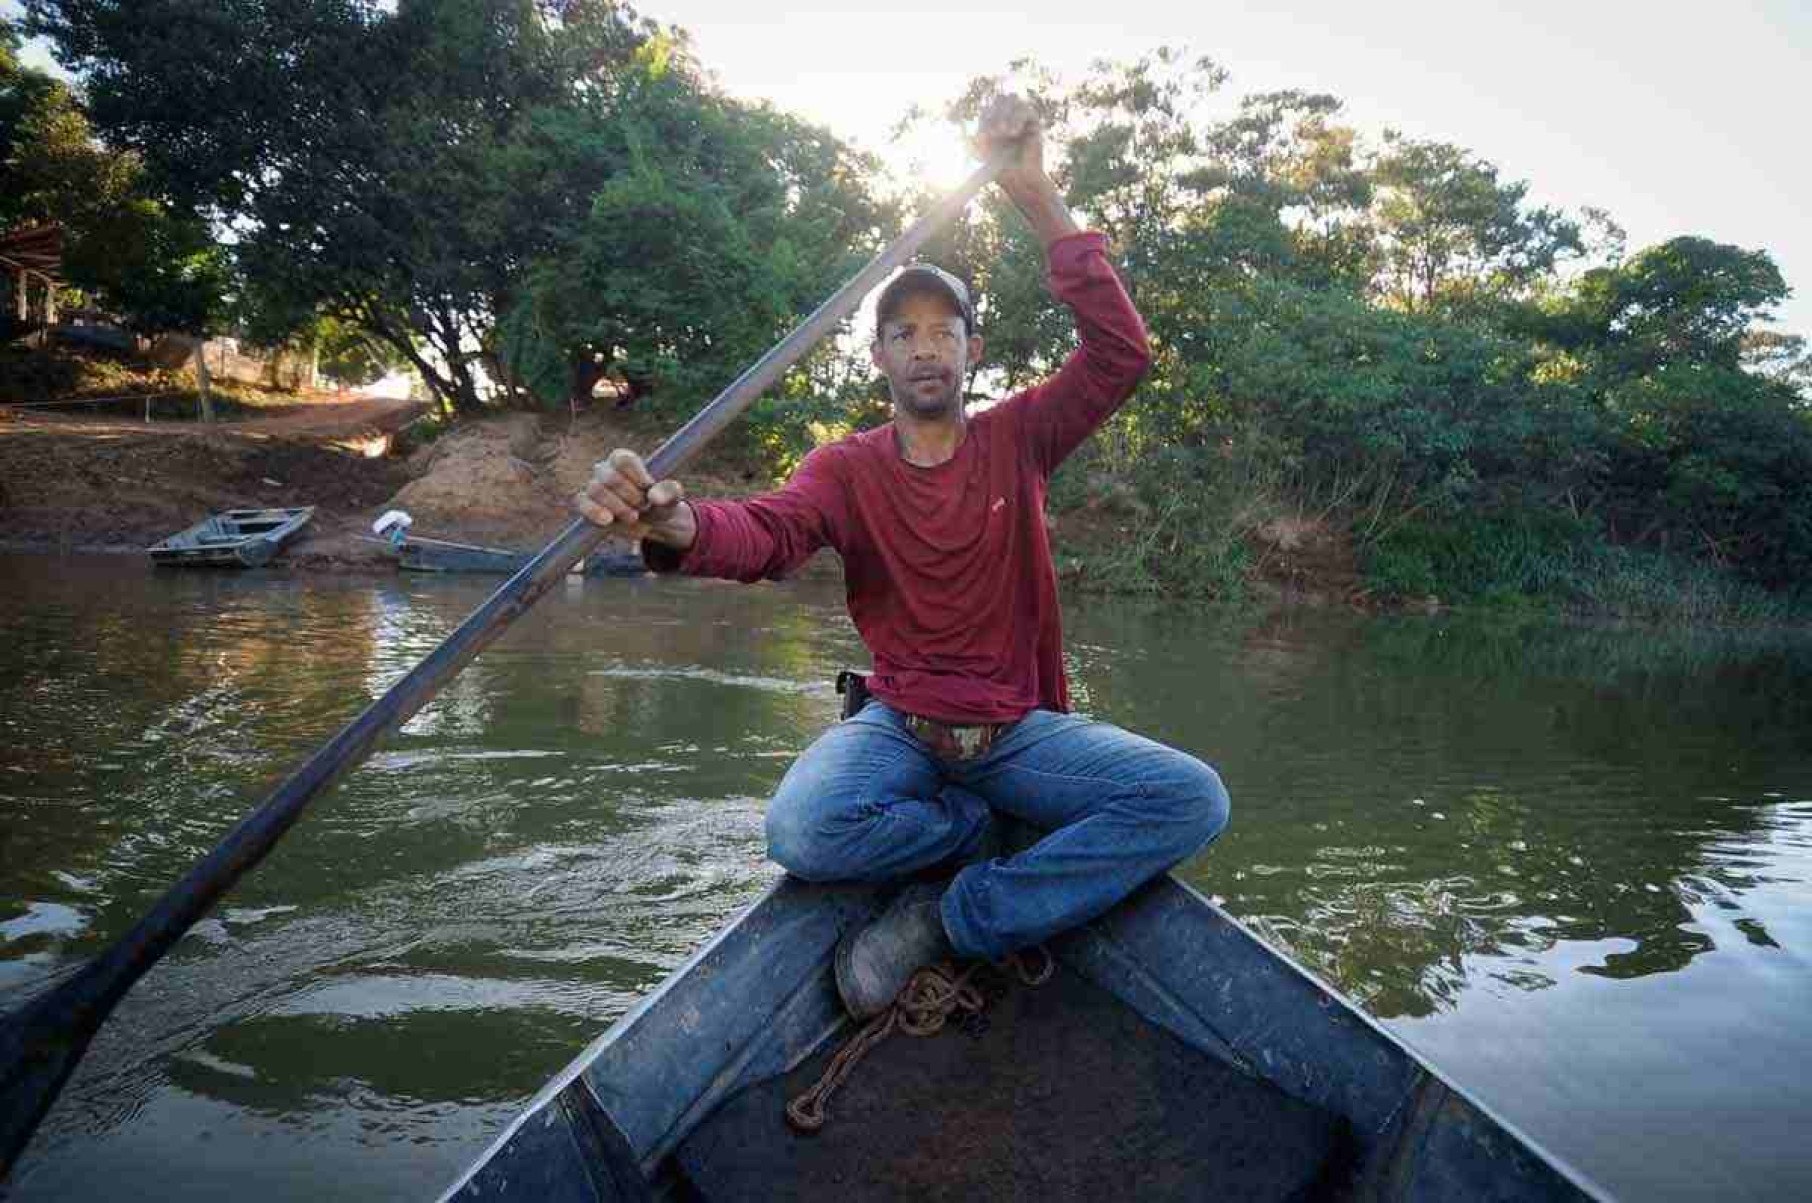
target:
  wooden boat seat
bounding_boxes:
[674,957,1359,1200]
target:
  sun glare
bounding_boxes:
[883,118,982,193]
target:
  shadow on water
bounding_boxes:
[1,557,1809,1200]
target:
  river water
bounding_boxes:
[1,555,1809,1200]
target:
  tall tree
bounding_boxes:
[26,0,653,413]
[1205,89,1373,290]
[1370,133,1580,311]
[1,17,224,334]
[1563,237,1789,375]
[496,54,888,413]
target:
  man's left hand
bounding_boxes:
[975,94,1045,197]
[974,94,1078,246]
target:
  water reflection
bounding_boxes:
[1,559,1809,1200]
[1062,607,1812,1015]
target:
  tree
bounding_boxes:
[496,56,888,414]
[1563,237,1788,376]
[1742,330,1811,398]
[1,17,224,335]
[26,0,655,414]
[1204,90,1373,290]
[1595,365,1812,587]
[1370,134,1580,311]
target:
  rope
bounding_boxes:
[1,391,186,410]
[784,1006,898,1133]
[785,948,1053,1134]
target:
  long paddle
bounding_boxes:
[0,151,1010,1180]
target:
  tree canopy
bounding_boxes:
[2,17,224,332]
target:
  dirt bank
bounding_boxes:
[0,417,413,567]
[0,405,767,574]
[2,403,1358,602]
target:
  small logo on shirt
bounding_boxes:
[991,497,1007,513]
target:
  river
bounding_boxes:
[2,555,1809,1199]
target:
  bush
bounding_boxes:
[1361,509,1589,603]
[1056,433,1287,599]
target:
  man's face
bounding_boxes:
[871,291,983,420]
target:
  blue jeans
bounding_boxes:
[764,701,1230,961]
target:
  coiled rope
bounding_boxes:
[786,947,1054,1133]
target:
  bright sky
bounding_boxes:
[652,0,1812,339]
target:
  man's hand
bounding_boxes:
[575,448,697,550]
[974,93,1079,247]
[975,93,1046,197]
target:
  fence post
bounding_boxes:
[194,339,214,423]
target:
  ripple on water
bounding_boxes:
[0,901,91,944]
[587,663,828,697]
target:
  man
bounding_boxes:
[576,95,1229,1019]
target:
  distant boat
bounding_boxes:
[147,507,314,568]
[393,534,646,578]
[393,534,529,574]
[443,862,1606,1202]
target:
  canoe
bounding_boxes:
[442,857,1607,1201]
[147,507,314,568]
[394,535,646,578]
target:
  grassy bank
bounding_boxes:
[1037,438,1809,627]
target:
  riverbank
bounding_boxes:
[3,405,1797,625]
[0,406,790,575]
[1,405,1357,600]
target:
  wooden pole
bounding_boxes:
[194,338,214,423]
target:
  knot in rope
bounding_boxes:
[896,962,984,1036]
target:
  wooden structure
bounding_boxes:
[1,224,65,344]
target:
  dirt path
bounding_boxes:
[216,395,427,438]
[0,400,424,564]
[2,394,426,442]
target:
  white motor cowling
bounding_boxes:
[372,509,414,545]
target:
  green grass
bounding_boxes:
[1360,511,1807,626]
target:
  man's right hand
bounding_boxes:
[575,448,697,550]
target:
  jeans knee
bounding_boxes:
[765,806,837,882]
[1152,759,1230,857]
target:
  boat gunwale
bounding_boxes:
[436,878,812,1202]
[1155,874,1611,1201]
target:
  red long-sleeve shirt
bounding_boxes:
[649,231,1151,723]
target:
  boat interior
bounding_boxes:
[672,952,1359,1200]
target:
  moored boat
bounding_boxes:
[443,857,1607,1201]
[147,507,315,568]
[393,534,646,578]
[394,534,531,574]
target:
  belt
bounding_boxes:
[903,713,1013,762]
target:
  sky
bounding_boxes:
[9,1,1809,336]
[647,0,1812,339]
